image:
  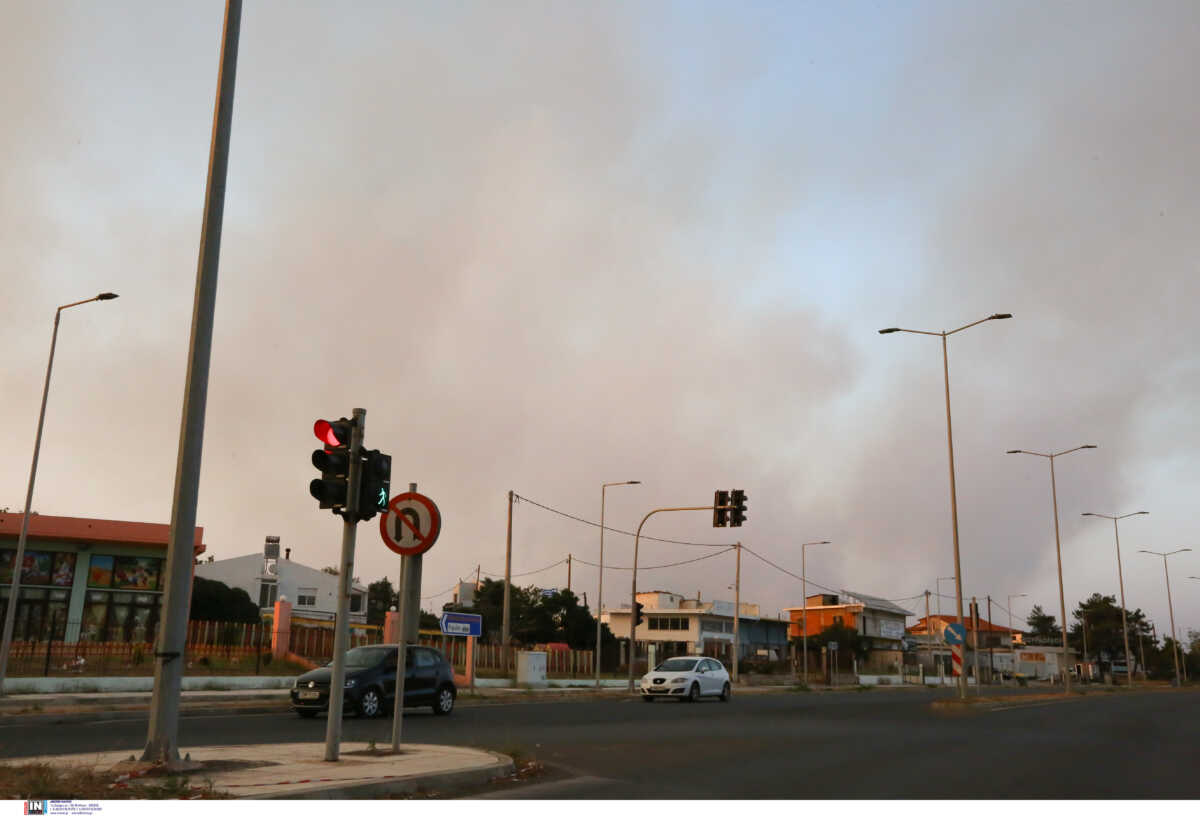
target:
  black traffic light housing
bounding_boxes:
[310,417,355,515]
[713,490,730,528]
[633,602,645,629]
[730,489,747,527]
[357,449,392,522]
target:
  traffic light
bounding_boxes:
[633,602,645,629]
[713,490,730,528]
[310,417,355,514]
[356,449,392,522]
[730,489,747,527]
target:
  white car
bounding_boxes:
[640,656,732,702]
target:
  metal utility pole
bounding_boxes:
[322,409,365,761]
[1080,611,1090,682]
[140,0,240,765]
[596,480,639,688]
[1139,549,1190,685]
[502,490,513,676]
[1007,444,1097,694]
[1082,512,1144,687]
[971,597,981,695]
[0,293,118,696]
[567,554,572,594]
[880,313,1011,700]
[732,543,741,684]
[924,590,933,683]
[987,595,994,684]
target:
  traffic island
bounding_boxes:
[1,742,513,800]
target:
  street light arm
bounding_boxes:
[878,327,944,337]
[58,293,119,312]
[1055,444,1098,458]
[1007,449,1048,458]
[946,312,1013,335]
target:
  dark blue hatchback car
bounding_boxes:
[290,644,456,718]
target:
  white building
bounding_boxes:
[194,545,367,627]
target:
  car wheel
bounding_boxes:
[720,682,731,702]
[687,682,700,702]
[432,685,455,715]
[296,709,318,718]
[357,688,383,718]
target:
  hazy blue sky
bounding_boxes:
[3,1,1198,640]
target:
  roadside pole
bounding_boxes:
[987,595,994,684]
[323,409,366,762]
[971,598,981,695]
[567,553,572,594]
[141,0,240,766]
[502,490,513,678]
[390,553,410,751]
[924,590,933,685]
[732,543,741,684]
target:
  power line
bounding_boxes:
[481,558,567,580]
[512,493,729,548]
[738,545,841,594]
[572,547,734,572]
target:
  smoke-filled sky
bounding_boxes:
[3,1,1198,640]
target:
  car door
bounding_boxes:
[703,660,723,694]
[410,647,440,704]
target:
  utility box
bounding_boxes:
[517,651,548,688]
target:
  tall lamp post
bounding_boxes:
[596,480,640,688]
[0,292,119,695]
[1139,549,1190,686]
[1081,511,1147,686]
[800,540,832,685]
[1006,445,1097,694]
[1006,593,1026,683]
[880,311,1012,698]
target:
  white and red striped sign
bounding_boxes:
[951,642,964,676]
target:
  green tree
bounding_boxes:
[810,621,868,659]
[1026,604,1061,638]
[190,576,260,623]
[1069,593,1148,667]
[468,578,613,650]
[367,577,397,627]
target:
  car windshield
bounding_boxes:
[656,658,698,672]
[329,646,394,669]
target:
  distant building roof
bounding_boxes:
[783,590,913,617]
[908,614,1022,634]
[0,512,205,554]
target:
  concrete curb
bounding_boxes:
[243,752,515,800]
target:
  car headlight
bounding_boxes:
[344,679,357,689]
[671,677,687,684]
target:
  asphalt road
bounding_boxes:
[3,688,1196,798]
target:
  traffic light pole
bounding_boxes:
[141,0,240,766]
[627,505,731,693]
[324,408,365,762]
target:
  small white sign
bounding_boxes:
[445,622,471,635]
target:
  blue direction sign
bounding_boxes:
[439,611,482,637]
[944,622,966,646]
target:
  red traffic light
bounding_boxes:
[314,418,351,447]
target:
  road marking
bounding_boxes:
[988,700,1075,712]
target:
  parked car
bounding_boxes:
[290,644,456,718]
[640,656,731,702]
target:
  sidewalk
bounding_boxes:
[2,742,513,799]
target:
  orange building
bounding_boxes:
[784,591,912,649]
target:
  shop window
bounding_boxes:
[113,557,162,591]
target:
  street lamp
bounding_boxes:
[1139,549,1191,686]
[879,311,1011,698]
[1007,444,1096,693]
[1081,511,1148,686]
[1006,593,1027,684]
[596,480,640,688]
[800,540,833,685]
[0,292,119,695]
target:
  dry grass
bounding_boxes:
[0,761,233,800]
